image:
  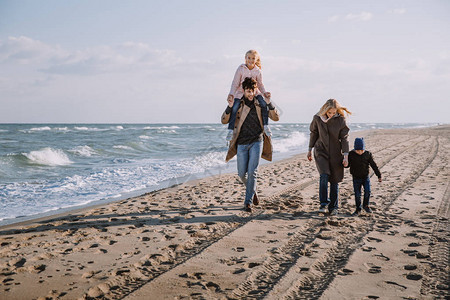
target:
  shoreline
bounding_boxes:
[1,124,441,229]
[0,125,448,299]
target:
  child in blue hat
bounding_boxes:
[347,138,382,215]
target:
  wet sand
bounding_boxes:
[0,125,448,299]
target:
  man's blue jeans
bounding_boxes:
[353,176,371,209]
[228,95,268,130]
[319,173,339,212]
[237,141,262,205]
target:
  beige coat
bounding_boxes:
[221,100,280,162]
[309,114,349,183]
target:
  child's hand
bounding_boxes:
[307,151,312,161]
[227,94,234,107]
[263,92,271,103]
[378,177,382,182]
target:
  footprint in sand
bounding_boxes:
[385,281,407,289]
[374,253,390,261]
[367,237,383,243]
[245,262,260,268]
[406,273,423,280]
[408,242,421,247]
[179,272,205,279]
[233,268,246,274]
[404,265,417,270]
[365,263,382,274]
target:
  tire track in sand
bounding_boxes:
[228,136,438,299]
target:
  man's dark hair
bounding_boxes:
[242,77,257,91]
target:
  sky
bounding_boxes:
[0,0,449,123]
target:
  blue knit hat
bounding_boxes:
[354,138,365,150]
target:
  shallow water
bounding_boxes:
[0,123,435,223]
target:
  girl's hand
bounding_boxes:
[263,92,271,103]
[307,151,312,161]
[227,95,234,107]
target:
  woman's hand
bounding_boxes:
[342,155,348,167]
[227,94,234,107]
[307,150,312,161]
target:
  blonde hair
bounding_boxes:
[245,49,262,69]
[318,99,351,119]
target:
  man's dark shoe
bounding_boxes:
[253,193,259,206]
[244,204,252,212]
[363,206,373,213]
[351,209,361,216]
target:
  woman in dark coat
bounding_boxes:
[307,99,351,215]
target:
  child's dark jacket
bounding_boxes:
[347,150,381,179]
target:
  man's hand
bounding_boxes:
[307,150,312,161]
[227,94,234,108]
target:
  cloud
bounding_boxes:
[0,36,67,64]
[388,8,406,14]
[328,12,372,23]
[0,36,192,76]
[328,15,339,23]
[345,12,373,21]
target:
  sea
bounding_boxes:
[0,123,436,226]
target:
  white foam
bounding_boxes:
[273,132,308,153]
[29,126,52,131]
[23,148,73,166]
[54,127,69,131]
[74,126,106,131]
[69,145,96,157]
[113,145,133,150]
[157,129,177,134]
[139,135,152,140]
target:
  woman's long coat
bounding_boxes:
[309,114,349,183]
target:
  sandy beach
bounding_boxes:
[0,125,448,300]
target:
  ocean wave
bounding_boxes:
[29,126,52,131]
[139,135,152,140]
[23,148,73,166]
[68,145,97,157]
[113,145,133,150]
[0,129,8,132]
[145,125,180,130]
[19,126,52,133]
[273,131,308,153]
[54,127,69,131]
[74,126,107,131]
[157,129,177,134]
